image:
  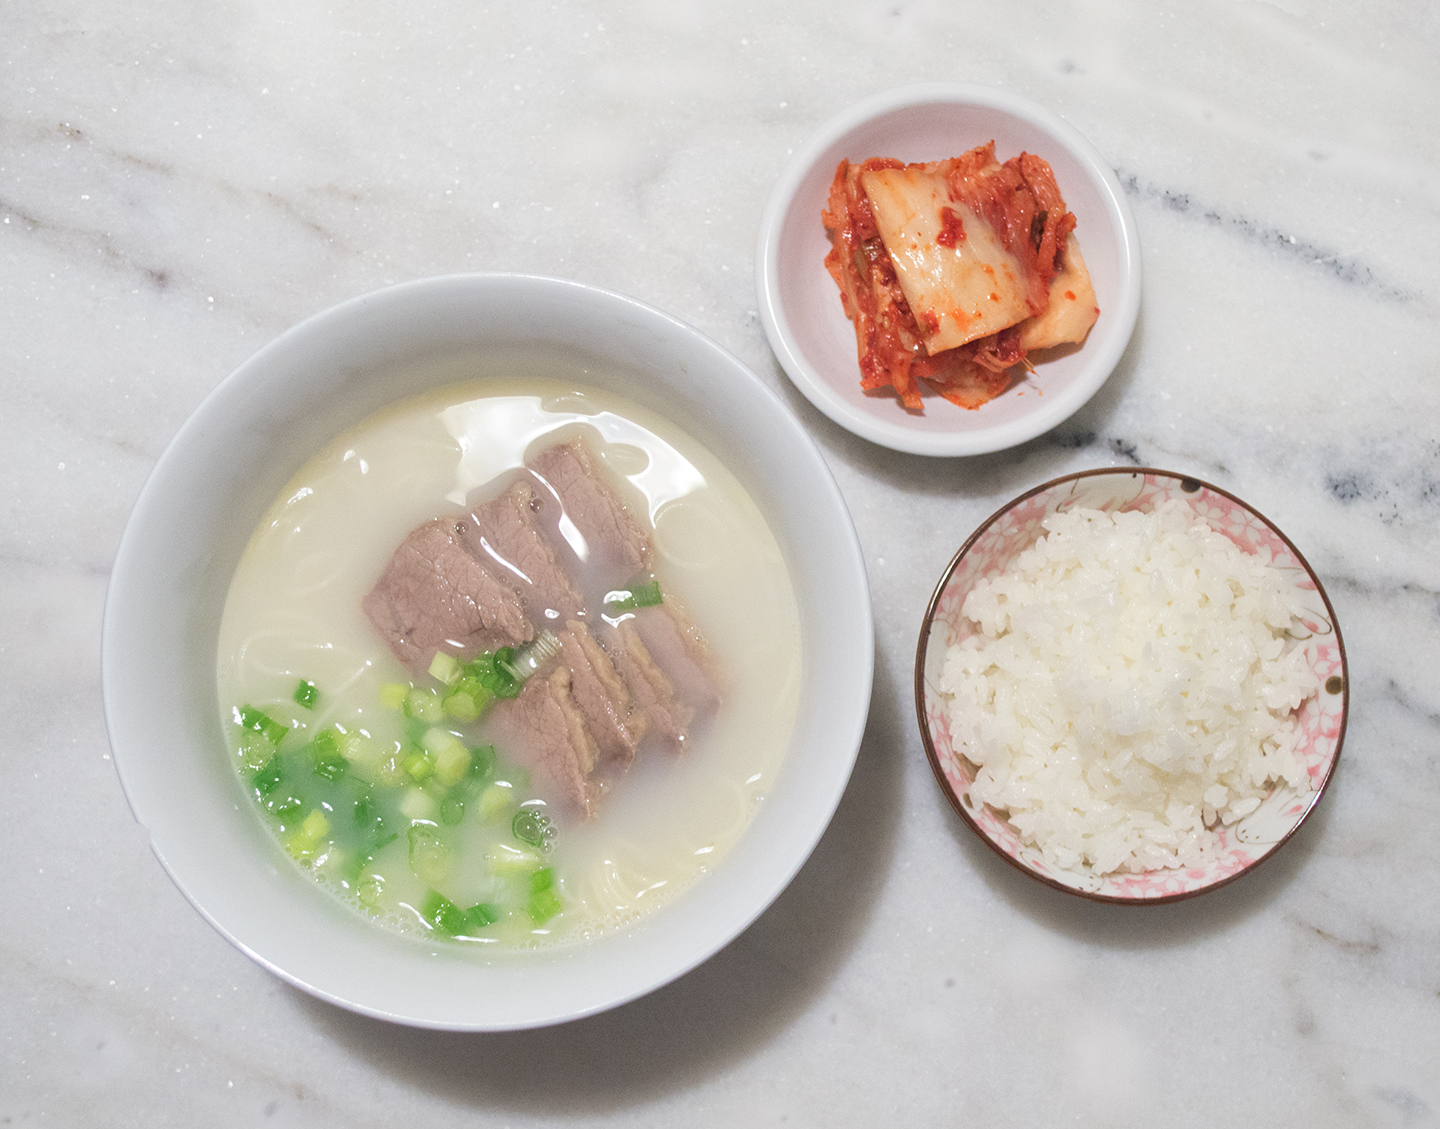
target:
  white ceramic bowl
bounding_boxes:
[102,274,874,1029]
[916,469,1347,902]
[757,84,1141,457]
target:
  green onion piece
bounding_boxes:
[356,874,384,908]
[310,727,348,781]
[469,744,497,780]
[352,792,381,831]
[285,807,330,857]
[465,651,522,700]
[512,808,553,849]
[379,682,410,710]
[269,795,303,824]
[428,652,462,686]
[529,867,555,894]
[292,679,319,710]
[485,842,540,876]
[251,756,283,796]
[422,728,472,786]
[604,577,663,613]
[421,890,468,936]
[442,674,491,722]
[476,782,515,823]
[527,885,562,925]
[365,831,398,856]
[237,704,289,746]
[441,690,479,722]
[464,902,501,930]
[237,728,273,773]
[376,749,407,787]
[402,750,434,782]
[439,794,465,826]
[403,687,444,723]
[407,823,450,884]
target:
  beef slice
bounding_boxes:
[556,620,641,769]
[527,437,651,578]
[626,600,723,724]
[489,666,600,818]
[601,619,696,751]
[460,478,585,626]
[362,517,533,672]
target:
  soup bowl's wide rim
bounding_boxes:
[914,467,1348,904]
[102,272,874,1029]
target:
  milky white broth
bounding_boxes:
[215,377,801,948]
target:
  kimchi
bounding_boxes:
[821,142,1099,411]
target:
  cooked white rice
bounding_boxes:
[940,499,1318,875]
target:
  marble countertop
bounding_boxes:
[4,2,1438,1125]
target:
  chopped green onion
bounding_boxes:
[407,823,450,884]
[356,874,385,908]
[402,750,434,783]
[604,577,663,612]
[422,728,471,786]
[311,727,348,781]
[237,728,273,772]
[442,675,490,722]
[292,679,319,709]
[403,687,444,723]
[269,794,303,825]
[439,794,465,826]
[352,792,384,834]
[421,890,468,936]
[379,682,410,710]
[428,652,462,686]
[236,704,289,746]
[251,756,283,796]
[511,807,553,849]
[286,807,330,857]
[376,749,407,787]
[464,902,501,930]
[486,842,541,876]
[476,781,515,822]
[404,687,444,722]
[469,744,497,780]
[527,869,562,924]
[464,651,522,700]
[399,787,437,822]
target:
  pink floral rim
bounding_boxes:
[914,469,1348,903]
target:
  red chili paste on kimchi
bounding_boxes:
[821,142,1095,412]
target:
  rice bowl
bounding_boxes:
[915,469,1347,902]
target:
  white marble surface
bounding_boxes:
[4,1,1438,1124]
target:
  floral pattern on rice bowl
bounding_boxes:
[916,469,1348,903]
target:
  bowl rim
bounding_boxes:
[756,81,1143,457]
[102,272,875,1027]
[914,466,1349,904]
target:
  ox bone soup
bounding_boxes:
[216,378,801,948]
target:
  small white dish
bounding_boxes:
[757,84,1142,457]
[102,274,874,1029]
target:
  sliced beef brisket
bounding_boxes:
[362,518,533,672]
[460,478,585,625]
[556,620,641,770]
[489,667,601,818]
[527,437,651,577]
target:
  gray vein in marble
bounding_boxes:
[1116,167,1422,304]
[0,117,361,305]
